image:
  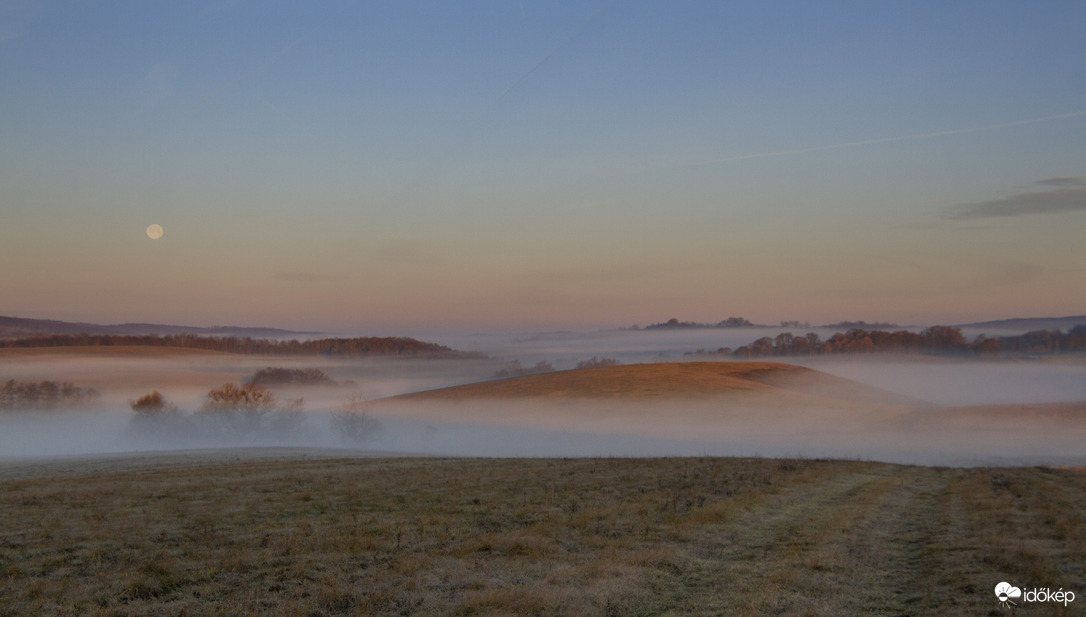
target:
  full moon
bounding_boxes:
[146,224,164,240]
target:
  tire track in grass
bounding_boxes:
[784,466,951,615]
[1026,466,1086,580]
[898,466,1086,616]
[842,466,1086,616]
[875,468,960,613]
[951,467,1086,615]
[663,465,963,616]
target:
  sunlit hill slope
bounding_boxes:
[383,362,922,408]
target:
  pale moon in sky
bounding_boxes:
[146,224,164,240]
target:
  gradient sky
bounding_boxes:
[2,1,1085,333]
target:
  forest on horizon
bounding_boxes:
[0,333,479,358]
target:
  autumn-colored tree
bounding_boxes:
[726,324,1085,360]
[129,391,180,417]
[751,337,774,358]
[202,382,278,413]
[773,333,794,355]
[790,336,810,355]
[922,326,967,353]
[973,335,1002,355]
[198,382,303,437]
[127,390,184,435]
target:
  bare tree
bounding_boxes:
[330,392,382,446]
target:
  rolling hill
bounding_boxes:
[383,361,922,407]
[0,315,317,339]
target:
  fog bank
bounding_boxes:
[2,326,1085,467]
[2,395,1083,467]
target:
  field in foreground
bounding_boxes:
[2,455,1083,616]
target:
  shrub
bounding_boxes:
[128,391,184,434]
[330,393,382,445]
[129,391,179,416]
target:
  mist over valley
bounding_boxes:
[2,320,1084,466]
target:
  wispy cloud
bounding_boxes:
[1035,176,1086,188]
[690,110,1086,166]
[944,176,1086,219]
[189,26,319,111]
[489,0,617,110]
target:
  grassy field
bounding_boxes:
[2,454,1083,616]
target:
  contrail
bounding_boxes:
[490,0,618,109]
[189,26,319,111]
[421,1,617,175]
[691,109,1086,166]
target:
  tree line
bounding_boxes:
[248,367,346,386]
[129,384,380,445]
[688,325,1086,359]
[640,317,757,330]
[0,333,480,358]
[1,380,98,411]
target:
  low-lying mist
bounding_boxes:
[793,357,1086,406]
[418,327,1086,404]
[2,391,1083,467]
[2,327,1085,467]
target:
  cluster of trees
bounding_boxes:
[0,334,475,358]
[247,367,343,386]
[995,326,1086,354]
[492,356,623,378]
[492,360,555,379]
[643,317,756,330]
[129,384,380,445]
[689,325,1086,359]
[129,383,304,440]
[576,357,621,369]
[1,380,98,411]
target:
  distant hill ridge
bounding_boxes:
[0,332,475,358]
[640,317,761,330]
[0,316,477,358]
[955,315,1086,331]
[0,315,317,339]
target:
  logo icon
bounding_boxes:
[996,582,1022,608]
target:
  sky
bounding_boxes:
[2,0,1085,334]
